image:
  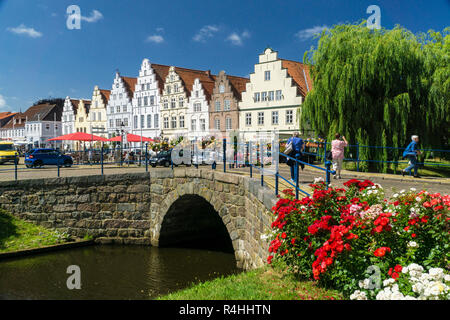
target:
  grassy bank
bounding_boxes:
[0,209,70,253]
[159,265,344,300]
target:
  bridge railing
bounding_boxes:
[209,139,336,199]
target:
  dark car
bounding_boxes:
[149,150,172,167]
[25,148,73,168]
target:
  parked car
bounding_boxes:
[149,150,172,167]
[0,141,19,165]
[25,148,73,168]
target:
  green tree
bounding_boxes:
[301,23,449,172]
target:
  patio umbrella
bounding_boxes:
[107,133,154,143]
[47,132,108,142]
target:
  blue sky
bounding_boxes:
[0,0,449,112]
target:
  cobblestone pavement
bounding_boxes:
[0,162,448,198]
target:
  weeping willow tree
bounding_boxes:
[301,23,449,172]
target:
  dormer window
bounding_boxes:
[264,71,271,81]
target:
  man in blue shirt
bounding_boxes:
[287,132,305,182]
[402,135,421,178]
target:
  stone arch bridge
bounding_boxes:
[0,169,277,269]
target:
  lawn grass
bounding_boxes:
[0,209,70,253]
[158,264,344,300]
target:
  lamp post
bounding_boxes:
[117,121,125,166]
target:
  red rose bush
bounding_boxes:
[268,179,449,299]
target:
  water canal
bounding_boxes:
[0,245,239,299]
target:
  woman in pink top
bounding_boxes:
[331,133,348,179]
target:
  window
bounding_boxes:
[219,84,225,93]
[167,86,171,94]
[276,90,282,100]
[262,92,267,101]
[141,84,145,91]
[123,105,127,113]
[163,99,168,109]
[46,124,50,130]
[144,96,148,106]
[214,119,220,130]
[98,112,101,121]
[258,112,264,125]
[95,101,98,108]
[171,116,177,128]
[150,96,155,106]
[268,91,274,101]
[116,106,120,113]
[226,117,232,130]
[154,114,159,128]
[123,118,128,127]
[147,115,152,128]
[119,93,123,99]
[179,115,185,128]
[163,117,169,129]
[224,100,231,111]
[191,119,197,131]
[245,113,252,126]
[200,119,206,131]
[179,97,184,108]
[272,111,279,125]
[92,112,96,121]
[116,119,121,127]
[141,115,145,128]
[113,94,117,100]
[146,83,150,90]
[171,98,176,108]
[215,101,221,112]
[174,84,178,93]
[194,103,201,112]
[110,119,114,128]
[264,70,271,81]
[195,90,199,98]
[286,110,293,124]
[254,92,260,102]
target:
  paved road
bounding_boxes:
[0,162,448,198]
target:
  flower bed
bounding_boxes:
[268,179,449,300]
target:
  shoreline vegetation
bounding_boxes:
[0,209,71,254]
[158,262,344,300]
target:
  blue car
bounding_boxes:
[25,148,73,168]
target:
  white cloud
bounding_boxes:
[81,10,103,23]
[295,25,328,41]
[7,24,42,38]
[226,30,250,46]
[146,35,164,43]
[193,25,219,42]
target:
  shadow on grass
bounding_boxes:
[0,210,18,250]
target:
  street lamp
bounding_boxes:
[116,121,125,166]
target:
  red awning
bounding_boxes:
[47,132,108,142]
[107,134,154,143]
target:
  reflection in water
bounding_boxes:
[0,245,239,300]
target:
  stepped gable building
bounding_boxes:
[74,99,91,134]
[238,48,313,140]
[186,71,216,140]
[210,71,249,135]
[88,86,110,138]
[160,66,215,141]
[106,72,137,143]
[62,97,80,136]
[131,59,169,140]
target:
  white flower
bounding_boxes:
[415,197,421,202]
[444,275,450,282]
[383,278,396,287]
[313,177,324,184]
[350,290,368,300]
[390,291,405,300]
[393,193,399,198]
[410,188,417,192]
[408,241,418,248]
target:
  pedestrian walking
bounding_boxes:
[286,132,305,183]
[331,133,348,179]
[402,135,421,178]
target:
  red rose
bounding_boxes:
[281,232,287,239]
[392,272,400,280]
[291,238,296,245]
[388,268,393,276]
[394,265,402,273]
[404,226,410,231]
[374,247,391,257]
[267,255,273,264]
[411,233,417,238]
